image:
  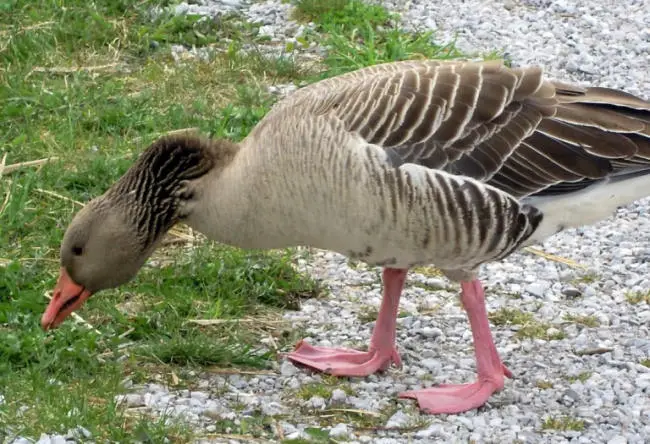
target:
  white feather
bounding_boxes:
[522,173,650,245]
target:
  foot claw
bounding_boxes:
[286,340,401,377]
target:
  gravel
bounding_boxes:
[13,0,649,443]
[384,0,649,97]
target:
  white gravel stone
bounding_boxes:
[385,410,410,428]
[35,435,50,444]
[330,388,348,403]
[308,395,326,409]
[115,393,145,407]
[525,282,550,298]
[280,360,299,376]
[35,435,67,444]
[65,426,92,440]
[190,391,209,402]
[383,0,648,98]
[329,423,349,438]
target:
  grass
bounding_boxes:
[572,272,600,285]
[625,290,650,305]
[411,266,444,278]
[292,0,484,80]
[563,313,600,328]
[1,0,473,439]
[291,0,361,24]
[295,375,355,401]
[411,281,450,292]
[567,372,592,383]
[489,308,533,326]
[541,416,586,432]
[357,305,411,323]
[358,306,380,324]
[488,308,567,341]
[0,0,320,439]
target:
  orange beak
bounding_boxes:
[41,267,92,330]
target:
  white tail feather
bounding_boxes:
[523,172,650,245]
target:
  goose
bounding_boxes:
[41,59,650,415]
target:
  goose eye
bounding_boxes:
[72,246,84,256]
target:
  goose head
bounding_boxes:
[41,134,237,330]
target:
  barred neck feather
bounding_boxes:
[106,135,236,246]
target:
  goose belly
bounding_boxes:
[326,233,445,270]
[302,210,483,271]
[296,163,526,272]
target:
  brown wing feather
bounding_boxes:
[265,59,650,199]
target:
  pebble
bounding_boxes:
[190,391,209,402]
[36,435,67,444]
[385,410,410,428]
[172,0,244,16]
[525,282,550,298]
[420,358,441,372]
[331,388,348,403]
[418,326,442,338]
[66,426,92,440]
[115,393,145,407]
[261,401,285,416]
[280,360,298,376]
[415,423,446,439]
[309,395,326,409]
[562,287,582,298]
[329,423,349,438]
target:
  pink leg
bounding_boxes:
[286,268,406,377]
[399,279,512,414]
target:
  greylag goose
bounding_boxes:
[41,59,650,414]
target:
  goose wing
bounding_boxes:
[272,59,650,199]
